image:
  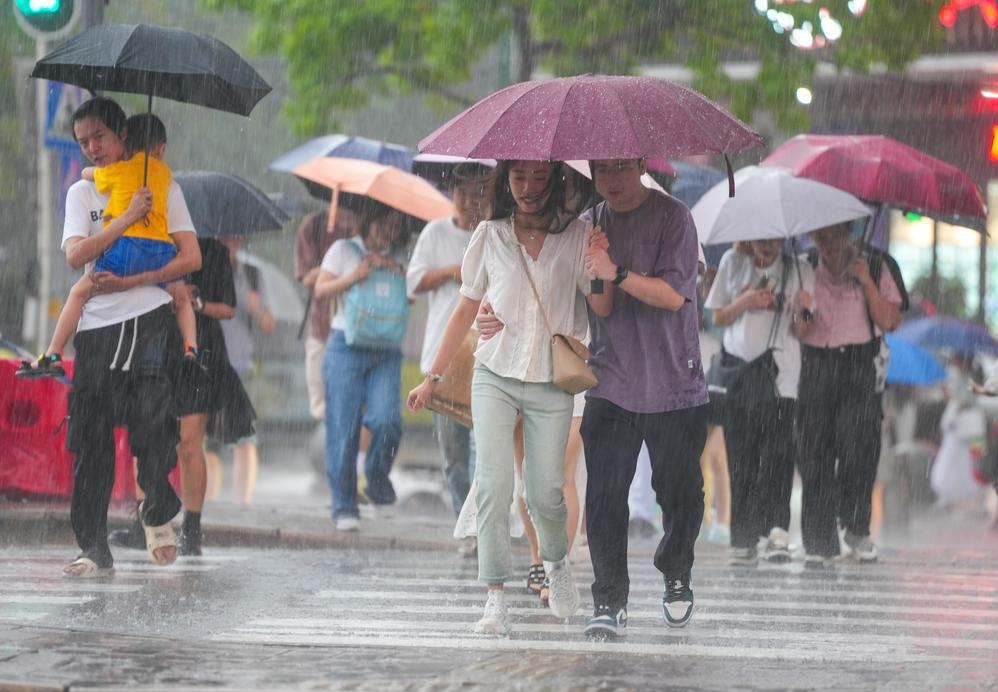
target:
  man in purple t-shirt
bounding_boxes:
[581,158,709,639]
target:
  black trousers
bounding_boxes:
[795,341,882,557]
[67,305,182,565]
[723,397,797,549]
[581,397,707,610]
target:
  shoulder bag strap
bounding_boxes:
[515,237,556,339]
[764,254,792,350]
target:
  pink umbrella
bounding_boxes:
[761,135,987,231]
[418,74,762,162]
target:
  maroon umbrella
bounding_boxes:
[418,74,762,162]
[761,135,987,232]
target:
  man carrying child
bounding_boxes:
[57,97,200,576]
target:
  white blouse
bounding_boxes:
[460,216,592,382]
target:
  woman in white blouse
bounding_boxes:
[408,160,612,634]
[704,239,814,567]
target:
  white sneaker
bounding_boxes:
[728,545,758,567]
[359,503,395,520]
[843,530,878,562]
[473,589,510,635]
[763,527,791,563]
[544,558,580,618]
[335,516,359,532]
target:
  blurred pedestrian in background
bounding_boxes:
[316,202,411,532]
[407,162,494,556]
[704,238,814,567]
[206,234,274,505]
[294,205,372,493]
[796,222,902,567]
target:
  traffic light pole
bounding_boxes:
[34,36,53,355]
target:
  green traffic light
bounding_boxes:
[17,0,60,12]
[12,0,77,37]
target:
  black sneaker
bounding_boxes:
[584,604,627,640]
[663,573,694,628]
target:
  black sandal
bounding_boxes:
[527,563,548,604]
[15,353,66,379]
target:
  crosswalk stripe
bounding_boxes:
[314,588,998,620]
[208,630,953,664]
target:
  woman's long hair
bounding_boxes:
[489,160,573,234]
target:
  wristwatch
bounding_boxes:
[424,372,445,383]
[612,265,629,286]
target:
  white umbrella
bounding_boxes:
[692,165,871,245]
[564,160,664,193]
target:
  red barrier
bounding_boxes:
[0,359,179,503]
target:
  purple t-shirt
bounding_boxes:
[583,191,708,414]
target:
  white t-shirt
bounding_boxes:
[704,248,815,399]
[61,179,196,331]
[406,217,475,372]
[460,217,592,383]
[320,236,409,333]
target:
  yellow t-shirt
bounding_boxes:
[93,152,173,244]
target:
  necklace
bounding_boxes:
[512,213,539,241]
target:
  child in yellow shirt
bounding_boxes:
[18,113,199,378]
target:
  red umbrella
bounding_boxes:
[761,135,987,231]
[418,74,762,162]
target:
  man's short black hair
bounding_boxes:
[448,163,494,189]
[71,96,127,135]
[124,113,167,155]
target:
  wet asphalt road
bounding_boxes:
[2,534,998,691]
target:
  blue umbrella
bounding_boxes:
[669,161,726,207]
[270,134,413,173]
[884,333,946,386]
[892,316,998,357]
[670,161,728,267]
[270,134,414,203]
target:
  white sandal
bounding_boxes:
[140,502,177,566]
[63,556,113,578]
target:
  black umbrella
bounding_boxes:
[30,24,272,117]
[174,171,289,238]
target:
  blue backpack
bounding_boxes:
[342,240,409,349]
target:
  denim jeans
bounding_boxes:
[433,413,476,516]
[471,365,573,584]
[323,330,402,520]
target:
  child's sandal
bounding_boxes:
[527,563,548,604]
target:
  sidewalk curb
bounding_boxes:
[0,682,65,692]
[0,507,457,554]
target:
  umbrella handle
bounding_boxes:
[326,186,340,233]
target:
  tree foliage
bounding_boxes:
[200,0,946,137]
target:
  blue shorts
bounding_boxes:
[94,236,176,277]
